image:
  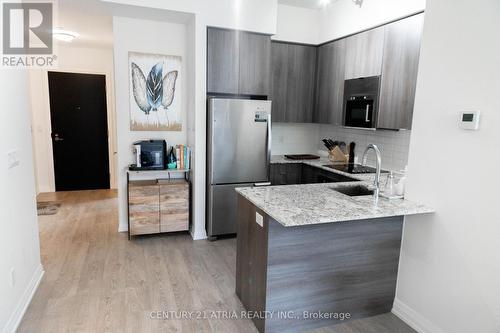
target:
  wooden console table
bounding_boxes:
[127,170,190,239]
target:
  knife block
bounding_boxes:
[328,146,349,163]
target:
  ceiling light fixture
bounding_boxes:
[352,0,364,7]
[52,28,79,42]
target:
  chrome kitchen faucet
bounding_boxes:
[362,144,382,202]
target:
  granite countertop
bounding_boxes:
[235,155,434,227]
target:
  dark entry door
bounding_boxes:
[48,71,110,191]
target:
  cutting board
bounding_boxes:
[284,154,320,160]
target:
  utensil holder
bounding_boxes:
[328,146,349,163]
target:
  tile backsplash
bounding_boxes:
[271,123,321,155]
[318,125,411,171]
[272,122,411,171]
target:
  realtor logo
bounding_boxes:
[1,1,56,67]
[2,2,53,54]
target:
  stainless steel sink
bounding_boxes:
[332,185,374,197]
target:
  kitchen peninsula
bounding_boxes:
[235,159,433,333]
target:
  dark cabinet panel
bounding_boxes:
[270,163,301,185]
[314,39,346,125]
[300,164,317,184]
[285,163,302,184]
[344,26,385,79]
[300,164,359,184]
[271,42,316,123]
[287,44,316,122]
[272,163,359,185]
[378,14,424,130]
[207,28,271,96]
[270,42,289,122]
[239,32,271,96]
[207,28,239,94]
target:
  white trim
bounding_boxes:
[392,298,446,333]
[2,264,44,333]
[190,228,207,240]
[118,223,128,232]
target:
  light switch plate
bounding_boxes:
[7,149,20,169]
[255,212,263,227]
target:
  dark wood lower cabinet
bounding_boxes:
[270,163,302,185]
[236,195,404,333]
[271,163,359,185]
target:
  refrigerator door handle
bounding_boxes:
[254,182,271,187]
[266,112,272,178]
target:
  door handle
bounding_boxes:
[365,105,370,122]
[53,134,64,142]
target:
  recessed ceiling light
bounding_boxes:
[53,28,79,42]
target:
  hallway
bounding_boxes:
[19,190,414,333]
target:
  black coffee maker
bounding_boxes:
[130,140,167,170]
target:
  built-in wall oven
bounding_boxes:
[343,76,380,129]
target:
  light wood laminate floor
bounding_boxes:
[19,190,416,333]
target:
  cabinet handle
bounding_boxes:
[365,105,370,122]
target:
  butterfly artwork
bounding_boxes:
[128,52,182,131]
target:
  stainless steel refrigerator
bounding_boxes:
[207,98,272,239]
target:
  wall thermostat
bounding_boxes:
[459,111,480,130]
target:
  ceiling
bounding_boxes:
[55,0,113,48]
[54,0,193,49]
[278,0,334,10]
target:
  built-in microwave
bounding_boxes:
[343,76,380,129]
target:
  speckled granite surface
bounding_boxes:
[235,155,434,227]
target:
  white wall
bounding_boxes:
[113,16,191,232]
[107,0,278,240]
[0,70,43,333]
[272,4,319,44]
[393,0,500,332]
[29,45,117,193]
[105,0,277,34]
[318,0,425,43]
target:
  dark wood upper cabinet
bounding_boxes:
[270,42,316,123]
[314,39,346,125]
[287,44,316,122]
[208,14,424,129]
[207,28,239,94]
[207,27,271,96]
[378,14,424,130]
[344,26,385,79]
[238,31,271,96]
[270,42,288,122]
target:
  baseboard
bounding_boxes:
[3,264,44,333]
[190,227,207,240]
[392,298,445,333]
[37,186,53,194]
[118,223,128,232]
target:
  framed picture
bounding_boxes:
[128,52,182,131]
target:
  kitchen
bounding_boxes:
[204,6,435,333]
